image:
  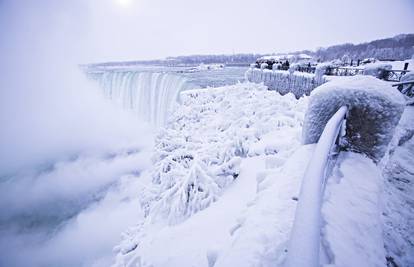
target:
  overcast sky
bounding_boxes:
[1,0,414,62]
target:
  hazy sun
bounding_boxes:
[116,0,133,8]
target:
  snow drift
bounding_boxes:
[302,76,405,161]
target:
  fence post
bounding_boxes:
[404,62,409,71]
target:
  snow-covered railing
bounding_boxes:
[285,106,348,267]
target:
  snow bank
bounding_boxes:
[322,152,386,267]
[245,68,326,99]
[381,106,414,267]
[302,76,405,161]
[215,145,315,267]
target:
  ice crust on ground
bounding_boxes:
[303,75,405,161]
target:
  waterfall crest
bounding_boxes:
[91,71,193,127]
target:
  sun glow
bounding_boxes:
[116,0,133,8]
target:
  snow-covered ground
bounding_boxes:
[322,152,386,267]
[111,79,411,267]
[381,106,414,267]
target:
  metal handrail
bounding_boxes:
[285,106,348,267]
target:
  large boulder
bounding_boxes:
[302,76,405,161]
[363,62,392,79]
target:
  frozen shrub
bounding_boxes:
[141,83,307,225]
[342,54,351,65]
[272,63,281,71]
[289,63,299,74]
[302,76,405,161]
[315,62,333,82]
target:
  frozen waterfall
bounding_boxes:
[91,71,194,127]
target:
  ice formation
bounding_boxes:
[113,82,308,266]
[147,83,307,224]
[245,68,326,99]
[89,71,193,126]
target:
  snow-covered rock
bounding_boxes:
[302,76,405,161]
[363,62,392,79]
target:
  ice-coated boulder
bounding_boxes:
[363,62,392,79]
[302,76,405,161]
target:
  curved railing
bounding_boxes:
[285,106,348,267]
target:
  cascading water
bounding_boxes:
[90,70,194,127]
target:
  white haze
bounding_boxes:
[0,1,153,266]
[1,0,412,266]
